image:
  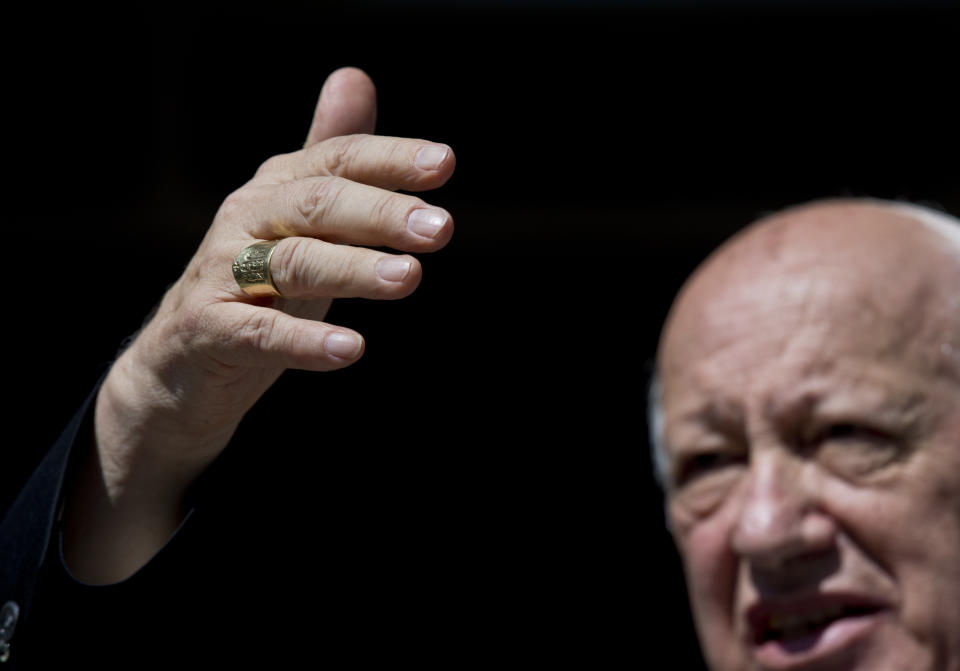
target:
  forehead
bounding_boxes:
[659,202,960,406]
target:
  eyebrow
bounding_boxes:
[664,400,747,451]
[767,373,932,424]
[677,402,743,429]
[667,375,933,442]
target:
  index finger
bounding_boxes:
[254,134,455,192]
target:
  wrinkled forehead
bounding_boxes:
[659,201,960,388]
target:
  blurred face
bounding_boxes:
[658,203,960,671]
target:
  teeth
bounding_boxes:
[768,605,846,635]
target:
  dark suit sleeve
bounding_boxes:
[0,379,99,669]
[0,377,239,669]
[1,376,437,668]
[0,371,220,670]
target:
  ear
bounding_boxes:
[304,67,377,147]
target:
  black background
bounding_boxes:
[5,1,959,666]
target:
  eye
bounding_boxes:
[675,450,745,487]
[670,448,747,518]
[810,421,903,479]
[814,422,890,444]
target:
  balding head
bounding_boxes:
[650,198,960,671]
[651,199,960,487]
[661,198,960,382]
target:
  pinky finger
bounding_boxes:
[212,301,365,372]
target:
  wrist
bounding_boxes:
[95,340,236,504]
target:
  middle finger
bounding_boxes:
[236,177,454,251]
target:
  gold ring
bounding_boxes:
[233,240,282,298]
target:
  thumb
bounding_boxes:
[304,67,377,147]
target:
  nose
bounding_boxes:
[730,452,836,569]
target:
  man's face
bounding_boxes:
[658,203,960,671]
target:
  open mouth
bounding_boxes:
[745,595,890,669]
[753,603,883,646]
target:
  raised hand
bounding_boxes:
[62,68,455,583]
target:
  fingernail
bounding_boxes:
[376,257,412,282]
[325,332,363,359]
[407,208,447,239]
[415,145,448,170]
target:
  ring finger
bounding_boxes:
[248,237,423,301]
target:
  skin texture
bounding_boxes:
[61,68,456,584]
[658,200,960,671]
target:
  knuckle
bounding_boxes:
[282,322,317,368]
[321,134,366,175]
[384,139,408,168]
[234,308,278,354]
[382,140,417,184]
[385,195,430,247]
[324,252,359,293]
[372,192,413,231]
[217,189,250,223]
[196,239,232,282]
[167,300,202,342]
[255,152,293,180]
[271,237,315,293]
[167,300,219,356]
[255,154,281,176]
[297,177,345,228]
[272,238,361,297]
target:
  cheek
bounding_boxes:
[891,492,960,662]
[673,508,743,667]
[819,468,960,663]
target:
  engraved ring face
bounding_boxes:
[232,240,282,298]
